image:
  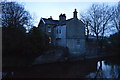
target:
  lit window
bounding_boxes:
[49,36,51,43]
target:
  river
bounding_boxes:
[2,56,120,79]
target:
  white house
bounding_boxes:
[38,9,86,55]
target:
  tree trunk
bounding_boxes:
[86,21,89,40]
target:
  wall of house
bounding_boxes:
[66,19,85,39]
[55,25,66,47]
[38,20,56,45]
[66,39,86,55]
[38,20,46,32]
[46,24,56,44]
[66,19,86,55]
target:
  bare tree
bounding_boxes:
[81,14,89,40]
[81,3,114,41]
[100,4,114,38]
[112,1,120,33]
[2,2,33,29]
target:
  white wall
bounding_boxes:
[55,25,66,47]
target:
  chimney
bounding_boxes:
[59,13,66,22]
[73,9,78,19]
[48,16,52,20]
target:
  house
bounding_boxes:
[38,9,86,55]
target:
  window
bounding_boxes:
[49,36,51,43]
[59,29,61,34]
[57,29,59,34]
[48,27,51,32]
[57,26,61,34]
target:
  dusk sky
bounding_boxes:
[15,0,119,27]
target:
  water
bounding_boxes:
[86,60,120,79]
[2,56,120,79]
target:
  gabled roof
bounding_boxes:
[39,17,84,26]
[58,18,73,25]
[41,18,59,25]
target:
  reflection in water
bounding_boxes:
[2,72,14,78]
[86,60,120,79]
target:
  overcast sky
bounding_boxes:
[16,0,118,27]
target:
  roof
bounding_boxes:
[58,18,73,25]
[39,17,84,26]
[42,18,59,25]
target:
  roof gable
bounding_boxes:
[42,18,59,25]
[39,17,84,26]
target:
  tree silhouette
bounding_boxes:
[2,2,49,67]
[112,1,120,33]
[2,2,32,28]
[81,4,114,41]
[25,27,49,58]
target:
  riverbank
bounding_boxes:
[68,52,120,61]
[2,51,120,79]
[33,51,120,65]
[2,55,120,79]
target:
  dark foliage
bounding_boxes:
[24,27,49,58]
[3,26,49,61]
[109,32,120,53]
[2,2,49,67]
[2,26,49,67]
[2,26,26,56]
[104,32,120,53]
